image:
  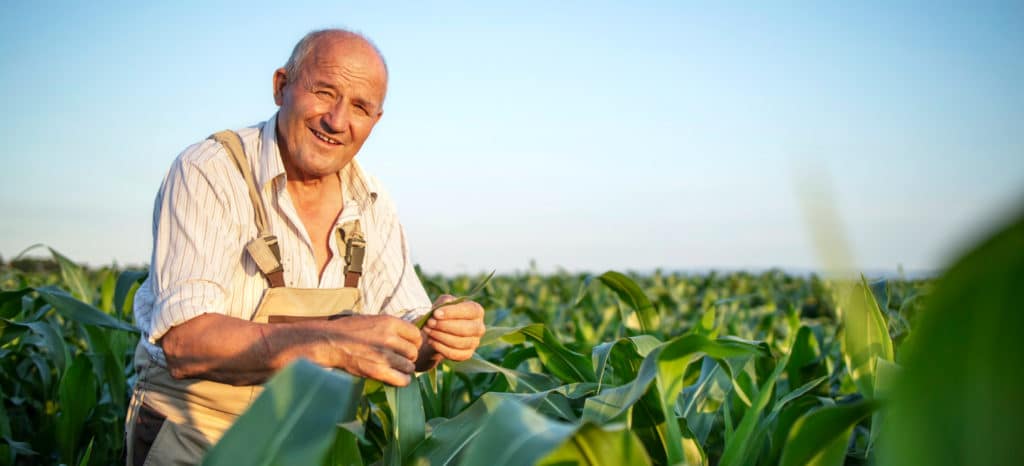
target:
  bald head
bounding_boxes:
[283,29,389,92]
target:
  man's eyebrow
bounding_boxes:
[310,80,339,91]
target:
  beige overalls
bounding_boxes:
[125,130,367,465]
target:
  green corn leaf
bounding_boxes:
[48,248,93,304]
[0,289,32,319]
[880,212,1024,466]
[768,396,825,464]
[718,347,791,466]
[537,422,653,466]
[36,286,137,332]
[202,360,364,466]
[6,319,69,374]
[582,334,766,431]
[76,437,94,466]
[408,393,506,465]
[838,275,894,399]
[598,271,660,333]
[592,335,662,390]
[416,270,495,328]
[779,399,878,466]
[480,324,596,383]
[322,426,363,466]
[56,354,97,465]
[384,376,426,465]
[448,356,561,393]
[114,270,147,318]
[455,397,573,466]
[518,324,596,383]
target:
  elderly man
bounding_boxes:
[124,29,485,465]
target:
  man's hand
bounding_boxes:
[419,295,486,369]
[323,315,422,387]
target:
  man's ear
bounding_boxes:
[272,68,287,106]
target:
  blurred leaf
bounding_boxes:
[6,319,68,374]
[202,360,364,466]
[880,211,1024,466]
[36,287,137,332]
[322,426,363,466]
[113,270,147,318]
[779,400,877,466]
[0,289,31,319]
[48,248,93,303]
[839,276,894,399]
[77,437,94,466]
[99,272,116,313]
[785,326,822,388]
[598,271,660,333]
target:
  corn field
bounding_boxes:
[1,211,1022,466]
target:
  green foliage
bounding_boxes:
[202,361,364,466]
[880,212,1024,466]
[9,228,1017,466]
[0,249,142,466]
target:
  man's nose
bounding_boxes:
[321,100,350,134]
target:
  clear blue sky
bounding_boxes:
[1,1,1021,274]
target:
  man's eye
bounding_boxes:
[315,90,334,98]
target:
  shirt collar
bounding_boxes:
[257,112,378,205]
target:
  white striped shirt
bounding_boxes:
[133,114,432,366]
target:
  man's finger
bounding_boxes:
[433,301,484,320]
[385,317,424,346]
[382,349,416,374]
[429,340,475,362]
[425,328,478,351]
[426,318,485,338]
[382,333,420,361]
[352,357,412,386]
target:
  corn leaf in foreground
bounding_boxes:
[383,376,425,465]
[202,360,364,466]
[880,211,1024,466]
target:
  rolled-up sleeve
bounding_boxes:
[145,145,244,344]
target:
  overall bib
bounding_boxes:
[125,130,366,466]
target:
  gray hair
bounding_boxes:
[283,28,388,82]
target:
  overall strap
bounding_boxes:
[209,130,286,288]
[338,220,366,288]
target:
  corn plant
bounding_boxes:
[4,208,1021,466]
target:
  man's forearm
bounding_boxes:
[160,313,336,385]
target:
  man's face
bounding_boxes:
[273,37,387,180]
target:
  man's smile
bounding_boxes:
[310,127,343,145]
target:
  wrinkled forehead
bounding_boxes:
[302,36,388,91]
